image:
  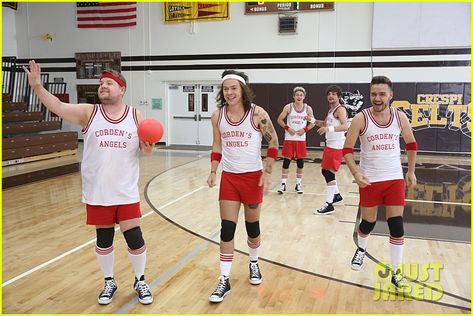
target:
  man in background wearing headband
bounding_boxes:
[24,61,155,306]
[276,86,315,194]
[206,69,279,303]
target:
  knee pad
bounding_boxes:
[282,158,291,169]
[387,216,404,238]
[123,226,145,250]
[296,158,304,169]
[220,220,237,242]
[321,169,335,183]
[96,227,115,248]
[359,219,376,235]
[245,221,260,239]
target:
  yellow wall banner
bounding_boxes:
[164,2,229,23]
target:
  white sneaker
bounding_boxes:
[277,182,286,194]
[295,183,303,194]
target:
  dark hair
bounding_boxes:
[371,76,393,90]
[217,69,255,113]
[101,69,127,87]
[325,85,342,98]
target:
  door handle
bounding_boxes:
[198,114,202,121]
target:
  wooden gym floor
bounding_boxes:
[2,148,471,313]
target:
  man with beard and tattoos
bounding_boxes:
[206,69,279,303]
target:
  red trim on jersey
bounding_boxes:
[359,110,368,136]
[249,104,260,131]
[394,108,402,131]
[217,107,223,128]
[366,107,394,129]
[332,104,347,117]
[291,102,307,113]
[132,107,139,128]
[224,104,251,126]
[329,104,343,116]
[100,104,129,124]
[82,104,98,134]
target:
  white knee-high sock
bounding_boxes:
[96,245,114,278]
[248,239,261,262]
[389,236,404,272]
[220,253,233,277]
[128,244,147,279]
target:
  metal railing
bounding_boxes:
[3,57,66,127]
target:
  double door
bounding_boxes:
[168,83,219,146]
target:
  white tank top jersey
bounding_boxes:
[218,104,264,173]
[81,104,140,205]
[325,104,346,149]
[285,103,308,141]
[359,107,404,183]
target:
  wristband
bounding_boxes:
[210,151,222,162]
[342,148,354,156]
[405,142,418,151]
[303,127,309,133]
[267,147,278,159]
[210,171,216,174]
[328,126,335,132]
[284,125,290,131]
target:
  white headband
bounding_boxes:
[222,74,246,85]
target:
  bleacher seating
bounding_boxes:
[2,57,79,188]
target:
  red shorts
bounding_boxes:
[219,170,263,205]
[321,147,343,171]
[282,140,307,159]
[359,179,405,207]
[86,202,141,225]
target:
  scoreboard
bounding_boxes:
[245,2,334,15]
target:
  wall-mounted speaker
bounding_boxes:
[278,15,297,34]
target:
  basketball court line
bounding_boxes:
[353,230,471,306]
[269,190,471,206]
[116,239,212,314]
[145,168,471,312]
[1,186,207,288]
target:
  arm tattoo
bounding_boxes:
[264,132,272,142]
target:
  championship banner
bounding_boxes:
[163,2,229,23]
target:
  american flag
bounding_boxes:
[77,2,137,28]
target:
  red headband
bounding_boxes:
[100,72,126,88]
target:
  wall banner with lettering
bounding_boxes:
[163,2,229,23]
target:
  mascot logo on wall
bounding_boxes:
[341,90,364,121]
